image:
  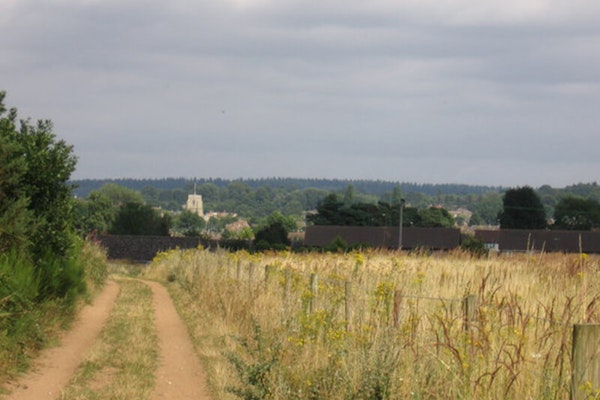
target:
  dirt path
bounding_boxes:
[2,279,213,400]
[146,281,213,400]
[3,280,121,400]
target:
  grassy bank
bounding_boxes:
[144,248,599,400]
[0,239,108,383]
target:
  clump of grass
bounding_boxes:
[224,318,281,400]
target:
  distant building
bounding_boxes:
[184,194,204,217]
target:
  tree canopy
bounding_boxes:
[553,196,600,230]
[0,91,78,258]
[307,194,455,228]
[0,90,86,303]
[110,202,171,236]
[498,186,547,229]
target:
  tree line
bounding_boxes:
[72,178,600,229]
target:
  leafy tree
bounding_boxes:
[553,196,600,230]
[1,102,78,258]
[110,203,171,236]
[198,182,219,205]
[308,194,344,225]
[173,210,206,236]
[418,207,455,228]
[266,211,297,232]
[498,186,547,229]
[343,184,357,205]
[73,191,115,234]
[469,192,503,226]
[0,90,86,303]
[402,206,420,227]
[254,221,290,250]
[0,128,33,252]
[380,185,403,206]
[141,186,160,205]
[97,183,144,207]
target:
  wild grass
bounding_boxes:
[0,239,109,385]
[59,278,158,400]
[145,248,600,400]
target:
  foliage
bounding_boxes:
[225,319,281,400]
[266,211,297,232]
[72,178,600,230]
[0,239,108,381]
[254,222,290,251]
[418,207,455,228]
[0,132,33,252]
[307,194,455,228]
[553,196,600,230]
[173,210,206,236]
[469,192,503,226]
[95,182,144,207]
[327,236,349,252]
[110,202,171,236]
[0,90,86,296]
[460,235,488,257]
[73,191,115,234]
[498,186,547,229]
[0,96,78,258]
[0,91,108,382]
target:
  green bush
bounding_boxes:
[460,235,488,257]
[0,240,108,380]
[35,243,86,305]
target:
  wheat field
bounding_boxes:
[144,248,600,400]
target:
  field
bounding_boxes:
[144,248,600,400]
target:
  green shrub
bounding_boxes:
[35,247,86,305]
[0,240,108,380]
[460,235,488,257]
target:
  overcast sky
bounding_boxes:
[2,0,599,187]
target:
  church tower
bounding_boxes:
[184,183,203,216]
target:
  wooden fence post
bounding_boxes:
[345,281,352,332]
[236,259,242,281]
[249,263,255,288]
[572,324,600,400]
[393,290,403,328]
[462,294,477,332]
[284,269,291,301]
[309,273,318,314]
[264,265,272,288]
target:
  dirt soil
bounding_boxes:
[2,279,213,400]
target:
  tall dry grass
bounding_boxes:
[145,248,600,400]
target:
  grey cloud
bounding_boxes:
[2,0,600,186]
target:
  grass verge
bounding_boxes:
[0,240,108,386]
